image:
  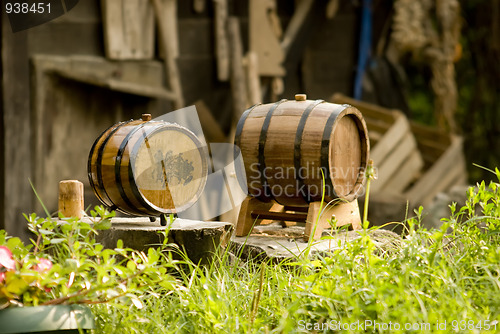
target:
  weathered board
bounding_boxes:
[249,0,285,76]
[405,124,467,206]
[331,93,424,195]
[1,16,31,239]
[101,0,155,60]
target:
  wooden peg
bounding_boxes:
[58,180,84,218]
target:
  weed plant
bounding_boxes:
[91,168,500,333]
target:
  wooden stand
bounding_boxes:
[304,200,361,240]
[235,196,361,240]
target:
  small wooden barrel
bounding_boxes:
[88,114,208,216]
[234,94,370,206]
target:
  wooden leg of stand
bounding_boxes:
[305,200,361,240]
[235,197,275,236]
[235,197,254,236]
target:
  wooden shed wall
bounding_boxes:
[1,0,359,239]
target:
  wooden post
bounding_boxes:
[150,0,184,109]
[213,0,230,81]
[227,17,248,118]
[244,51,261,105]
[58,180,84,218]
[249,0,285,76]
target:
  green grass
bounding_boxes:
[90,170,500,333]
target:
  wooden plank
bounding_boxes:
[1,18,32,238]
[249,0,285,76]
[331,93,398,123]
[227,17,248,119]
[405,136,464,205]
[159,0,179,59]
[28,21,102,56]
[411,121,451,146]
[52,68,177,100]
[101,0,155,60]
[213,0,230,81]
[380,149,424,195]
[244,51,261,105]
[365,118,392,133]
[194,100,227,143]
[370,113,409,164]
[368,131,382,143]
[66,55,165,86]
[419,150,466,206]
[371,131,417,193]
[251,210,307,222]
[151,0,184,109]
[281,0,314,56]
[418,143,446,163]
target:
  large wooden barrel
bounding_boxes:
[88,114,208,216]
[234,94,369,207]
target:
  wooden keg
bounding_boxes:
[234,94,370,207]
[88,114,208,216]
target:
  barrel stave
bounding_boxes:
[235,97,369,207]
[88,118,208,216]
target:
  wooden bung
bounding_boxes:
[58,180,84,218]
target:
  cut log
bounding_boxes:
[93,217,233,264]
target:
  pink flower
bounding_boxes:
[0,246,16,270]
[34,258,52,272]
[0,271,5,284]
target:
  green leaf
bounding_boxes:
[127,260,137,271]
[50,238,66,244]
[94,218,112,230]
[130,296,143,309]
[6,237,22,250]
[147,248,160,264]
[5,276,29,295]
[29,179,51,218]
